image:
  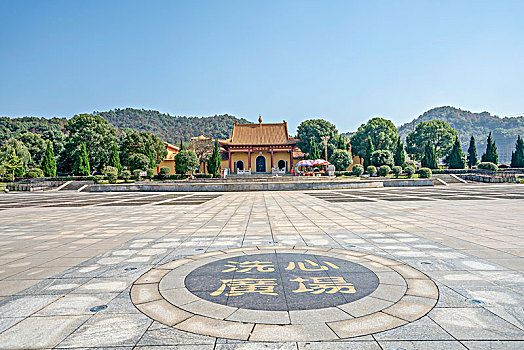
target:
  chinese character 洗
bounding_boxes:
[222,260,275,273]
[210,278,279,296]
[290,277,356,294]
[284,259,339,271]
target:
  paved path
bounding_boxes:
[0,184,522,349]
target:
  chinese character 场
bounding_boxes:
[210,278,278,296]
[222,261,275,273]
[285,259,340,271]
[290,277,356,294]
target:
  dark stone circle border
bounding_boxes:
[130,246,439,342]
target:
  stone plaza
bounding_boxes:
[0,184,523,349]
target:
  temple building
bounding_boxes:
[219,117,303,174]
[155,142,179,175]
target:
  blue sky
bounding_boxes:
[1,0,523,133]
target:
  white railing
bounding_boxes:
[271,168,286,174]
[237,169,252,175]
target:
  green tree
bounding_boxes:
[1,139,32,177]
[393,137,405,166]
[335,135,348,150]
[128,153,150,171]
[363,136,375,168]
[119,131,166,168]
[481,132,498,164]
[467,136,478,168]
[207,140,222,177]
[41,140,57,177]
[447,137,465,169]
[175,150,199,174]
[406,120,457,160]
[350,117,398,161]
[179,140,185,151]
[421,141,438,169]
[108,143,122,173]
[64,114,117,172]
[510,135,524,168]
[3,148,23,181]
[330,149,353,171]
[296,119,338,158]
[309,139,321,159]
[16,132,46,166]
[371,150,394,167]
[73,143,90,176]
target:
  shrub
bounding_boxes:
[133,169,143,179]
[352,164,364,176]
[194,173,213,178]
[93,175,104,184]
[404,166,415,178]
[418,167,432,178]
[103,166,118,184]
[25,168,44,178]
[366,165,377,176]
[378,165,391,177]
[403,160,416,169]
[146,168,155,179]
[478,162,498,171]
[392,165,402,177]
[371,150,394,167]
[158,166,171,179]
[121,169,131,182]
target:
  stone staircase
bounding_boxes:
[432,174,467,186]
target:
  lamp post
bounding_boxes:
[320,136,329,160]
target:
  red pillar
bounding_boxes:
[228,150,232,170]
[271,148,274,169]
[248,149,251,170]
[289,147,293,172]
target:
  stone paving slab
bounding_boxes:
[0,185,522,348]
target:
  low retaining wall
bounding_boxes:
[459,174,516,183]
[90,179,433,192]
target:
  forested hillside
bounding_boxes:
[96,108,251,143]
[0,116,67,142]
[397,106,524,163]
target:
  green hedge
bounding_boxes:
[418,168,432,178]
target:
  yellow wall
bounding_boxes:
[156,159,176,175]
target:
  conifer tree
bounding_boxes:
[145,143,155,169]
[393,137,405,167]
[448,137,465,169]
[74,143,90,176]
[207,140,221,177]
[108,143,122,173]
[467,136,478,168]
[364,136,375,168]
[481,132,498,164]
[309,139,321,159]
[42,140,57,177]
[179,141,185,151]
[510,135,524,168]
[421,141,438,169]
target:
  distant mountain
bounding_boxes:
[95,108,251,144]
[398,106,524,163]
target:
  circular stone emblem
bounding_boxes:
[130,246,439,342]
[185,253,379,310]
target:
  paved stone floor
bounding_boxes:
[0,184,523,349]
